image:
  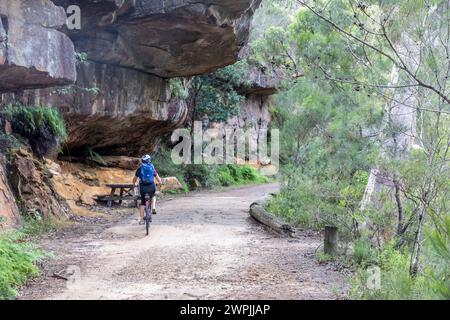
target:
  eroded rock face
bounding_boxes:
[50,160,183,212]
[63,62,189,155]
[0,156,20,228]
[89,156,141,170]
[240,65,278,95]
[209,66,276,134]
[210,93,272,139]
[54,0,261,77]
[0,0,263,156]
[9,149,69,219]
[0,0,76,92]
[206,67,276,167]
[2,61,189,155]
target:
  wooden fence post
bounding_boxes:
[324,225,338,256]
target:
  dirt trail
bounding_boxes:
[19,184,348,300]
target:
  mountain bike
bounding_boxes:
[137,184,161,236]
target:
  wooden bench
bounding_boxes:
[99,184,138,208]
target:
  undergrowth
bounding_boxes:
[152,146,270,191]
[1,105,67,157]
[0,218,56,300]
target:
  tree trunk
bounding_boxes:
[394,178,404,235]
[410,202,426,275]
[359,34,420,243]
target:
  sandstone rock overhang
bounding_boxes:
[239,65,278,96]
[0,0,76,92]
[54,0,262,77]
[0,0,264,157]
[1,62,189,156]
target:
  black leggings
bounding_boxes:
[139,183,156,206]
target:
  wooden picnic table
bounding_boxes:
[96,183,162,208]
[104,184,138,208]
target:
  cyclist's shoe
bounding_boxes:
[152,209,157,215]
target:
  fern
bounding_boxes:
[2,104,67,141]
[87,147,107,166]
[0,233,46,300]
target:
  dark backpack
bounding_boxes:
[139,163,155,185]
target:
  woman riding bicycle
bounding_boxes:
[132,154,162,225]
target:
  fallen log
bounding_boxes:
[249,203,293,236]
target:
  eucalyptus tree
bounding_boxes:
[295,0,449,275]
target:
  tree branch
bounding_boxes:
[297,0,450,104]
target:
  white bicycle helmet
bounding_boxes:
[142,154,152,163]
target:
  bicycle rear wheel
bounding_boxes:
[145,203,152,236]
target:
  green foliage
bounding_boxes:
[214,60,252,88]
[54,85,100,96]
[1,105,68,157]
[151,146,190,192]
[249,0,300,82]
[87,147,106,166]
[266,167,373,241]
[152,146,268,190]
[351,243,449,300]
[316,252,335,264]
[182,165,219,190]
[0,132,21,156]
[169,78,189,101]
[0,232,46,300]
[3,105,67,141]
[193,80,243,122]
[216,167,235,187]
[192,61,250,122]
[20,218,57,238]
[424,215,450,298]
[254,0,450,300]
[216,165,269,186]
[0,214,59,300]
[75,51,88,65]
[352,237,377,267]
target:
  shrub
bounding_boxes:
[152,147,190,191]
[239,165,269,183]
[266,189,316,227]
[191,61,249,123]
[352,236,377,267]
[0,132,20,154]
[0,232,45,300]
[265,168,367,241]
[216,165,268,187]
[184,164,220,189]
[216,167,235,186]
[152,146,269,190]
[2,105,68,157]
[240,165,258,181]
[350,243,448,300]
[316,252,335,264]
